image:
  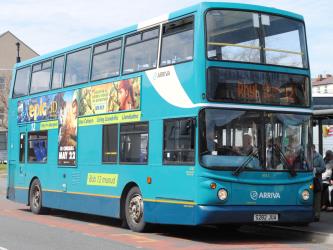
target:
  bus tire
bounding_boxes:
[29,179,45,214]
[125,186,147,232]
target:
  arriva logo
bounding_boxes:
[250,191,281,200]
[153,70,171,80]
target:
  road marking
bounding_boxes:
[0,246,9,250]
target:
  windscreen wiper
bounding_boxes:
[273,144,297,177]
[233,149,258,176]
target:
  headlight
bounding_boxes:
[217,188,228,201]
[301,190,310,201]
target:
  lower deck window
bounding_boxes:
[19,133,25,163]
[102,124,118,163]
[163,118,195,165]
[120,122,148,164]
[28,131,48,163]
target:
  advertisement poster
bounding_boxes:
[58,91,77,166]
[17,77,141,123]
[77,77,141,116]
[17,77,141,166]
[17,93,60,123]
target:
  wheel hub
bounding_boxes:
[32,186,40,208]
[128,194,143,224]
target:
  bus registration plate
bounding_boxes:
[254,214,278,222]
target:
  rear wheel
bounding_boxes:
[29,179,45,214]
[125,186,147,232]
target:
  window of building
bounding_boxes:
[52,56,65,89]
[120,122,148,164]
[123,28,159,74]
[160,16,194,67]
[64,48,91,86]
[13,67,31,97]
[19,133,25,163]
[30,60,52,94]
[324,85,328,93]
[163,118,195,165]
[28,131,48,163]
[91,39,122,81]
[316,87,320,94]
[102,124,118,163]
[0,77,5,90]
[0,132,7,151]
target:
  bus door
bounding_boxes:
[7,126,26,199]
[18,126,27,183]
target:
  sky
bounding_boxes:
[0,0,332,77]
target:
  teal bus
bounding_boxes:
[7,2,314,232]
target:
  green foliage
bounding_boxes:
[0,164,7,172]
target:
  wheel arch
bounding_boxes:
[120,181,140,220]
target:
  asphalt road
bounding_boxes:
[0,173,332,250]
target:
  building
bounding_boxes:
[312,74,333,94]
[0,31,39,162]
[312,73,333,155]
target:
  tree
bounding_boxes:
[0,70,11,130]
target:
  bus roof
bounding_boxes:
[15,1,304,68]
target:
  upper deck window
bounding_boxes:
[160,16,194,67]
[91,39,122,81]
[64,48,91,86]
[123,27,159,74]
[207,68,310,107]
[206,10,308,68]
[30,60,52,94]
[263,14,307,68]
[13,67,31,98]
[52,56,65,89]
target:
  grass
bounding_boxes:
[0,163,7,172]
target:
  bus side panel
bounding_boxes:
[43,191,120,218]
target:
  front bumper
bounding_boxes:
[195,205,314,225]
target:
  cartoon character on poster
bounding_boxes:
[58,91,78,166]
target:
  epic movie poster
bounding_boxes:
[17,77,141,166]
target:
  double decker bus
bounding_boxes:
[7,2,313,232]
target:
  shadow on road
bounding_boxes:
[17,207,327,246]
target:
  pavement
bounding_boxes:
[283,211,333,236]
[0,172,333,250]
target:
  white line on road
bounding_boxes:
[0,246,9,250]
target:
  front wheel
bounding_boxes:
[125,186,147,232]
[29,179,45,214]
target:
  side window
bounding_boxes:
[120,122,148,164]
[91,39,122,81]
[28,131,48,163]
[102,124,118,163]
[19,133,25,163]
[160,16,194,66]
[30,60,52,94]
[123,27,159,74]
[0,77,5,90]
[64,48,91,86]
[0,131,7,151]
[13,67,31,98]
[52,56,65,89]
[163,118,195,165]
